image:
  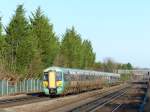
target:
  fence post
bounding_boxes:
[31,79,32,92]
[37,79,38,91]
[33,79,35,92]
[1,80,3,96]
[27,80,28,93]
[7,80,8,95]
[23,80,26,92]
[38,80,41,91]
[20,81,21,93]
[40,80,42,91]
[15,82,17,94]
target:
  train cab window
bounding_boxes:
[43,72,48,81]
[56,72,62,81]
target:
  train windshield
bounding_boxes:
[43,72,48,81]
[56,72,62,81]
[43,71,62,81]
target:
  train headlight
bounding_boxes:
[43,81,48,87]
[57,81,62,87]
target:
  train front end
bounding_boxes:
[42,68,64,95]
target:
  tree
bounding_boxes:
[59,27,82,68]
[30,7,59,68]
[93,61,104,71]
[81,40,95,69]
[0,17,4,62]
[0,17,3,54]
[126,63,132,69]
[0,35,7,64]
[16,35,36,74]
[27,51,43,78]
[0,18,7,65]
[121,63,133,70]
[5,5,32,74]
[0,17,10,79]
[0,17,2,36]
[103,58,117,72]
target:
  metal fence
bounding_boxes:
[0,79,42,96]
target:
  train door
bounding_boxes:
[48,71,56,89]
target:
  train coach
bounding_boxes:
[42,66,120,95]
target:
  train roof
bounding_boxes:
[44,66,120,77]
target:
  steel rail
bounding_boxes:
[111,104,122,112]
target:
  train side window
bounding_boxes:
[81,75,83,81]
[73,74,78,81]
[70,74,73,81]
[86,75,88,80]
[70,74,75,81]
[64,73,71,81]
[84,75,86,80]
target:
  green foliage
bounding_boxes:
[27,51,43,78]
[0,18,3,52]
[30,7,59,68]
[57,27,95,69]
[16,35,36,74]
[0,18,12,79]
[81,40,95,69]
[121,63,133,70]
[5,5,31,73]
[120,73,132,81]
[59,27,82,67]
[0,17,6,55]
[0,35,7,61]
[93,62,104,71]
[0,17,3,59]
[0,17,2,36]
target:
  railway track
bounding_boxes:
[67,87,128,112]
[0,95,50,108]
[1,84,129,112]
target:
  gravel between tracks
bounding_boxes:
[0,94,27,100]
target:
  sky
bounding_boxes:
[0,0,150,68]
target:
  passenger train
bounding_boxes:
[42,66,120,95]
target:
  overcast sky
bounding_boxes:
[0,0,150,68]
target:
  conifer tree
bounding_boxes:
[0,17,3,59]
[81,40,95,69]
[60,27,82,68]
[30,7,59,68]
[0,17,2,36]
[5,5,32,74]
[0,18,7,64]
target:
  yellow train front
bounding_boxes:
[42,70,63,95]
[42,66,120,95]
